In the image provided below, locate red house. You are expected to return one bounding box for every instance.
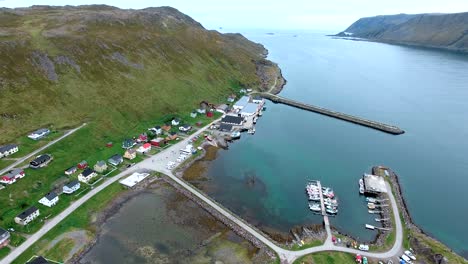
[206,111,214,118]
[77,160,88,170]
[106,142,113,148]
[0,169,25,185]
[150,137,165,147]
[137,133,148,143]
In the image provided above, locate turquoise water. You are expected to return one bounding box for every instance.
[202,30,468,256]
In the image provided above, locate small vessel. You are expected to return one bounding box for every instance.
[258,111,263,116]
[326,208,338,214]
[367,203,376,210]
[253,117,258,124]
[248,128,256,134]
[366,197,377,203]
[368,210,382,214]
[365,224,375,230]
[262,106,267,111]
[309,203,321,212]
[359,178,364,194]
[230,131,241,139]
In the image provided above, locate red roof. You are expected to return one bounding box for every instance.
[143,143,151,149]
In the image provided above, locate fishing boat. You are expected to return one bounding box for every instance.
[258,111,263,116]
[368,210,382,214]
[366,197,377,203]
[359,178,364,194]
[367,203,376,210]
[253,116,258,124]
[308,195,321,201]
[309,203,321,212]
[230,131,241,139]
[247,128,256,134]
[326,208,338,214]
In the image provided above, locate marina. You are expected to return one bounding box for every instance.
[305,180,339,216]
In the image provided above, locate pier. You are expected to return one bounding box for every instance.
[316,181,332,243]
[257,93,405,135]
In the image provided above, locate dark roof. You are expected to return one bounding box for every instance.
[44,192,57,201]
[65,166,77,172]
[221,115,243,125]
[0,227,8,237]
[109,154,123,161]
[81,168,95,177]
[65,180,79,188]
[0,144,18,153]
[5,168,23,178]
[219,124,233,132]
[173,118,180,122]
[155,125,161,129]
[31,154,51,165]
[17,206,39,220]
[32,128,50,134]
[169,131,177,136]
[27,256,50,264]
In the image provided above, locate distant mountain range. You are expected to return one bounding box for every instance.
[336,12,468,52]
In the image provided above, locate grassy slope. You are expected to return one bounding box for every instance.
[293,252,355,264]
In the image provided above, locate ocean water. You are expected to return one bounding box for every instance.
[201,30,468,256]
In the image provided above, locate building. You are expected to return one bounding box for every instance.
[172,118,180,126]
[0,144,19,158]
[216,104,229,114]
[137,143,151,153]
[78,168,98,183]
[150,137,165,147]
[149,125,162,135]
[197,108,206,114]
[119,172,150,188]
[38,192,59,207]
[30,154,52,169]
[108,154,123,166]
[124,149,137,160]
[64,166,77,175]
[77,160,88,170]
[27,128,50,140]
[179,124,192,132]
[0,168,25,185]
[15,206,40,225]
[219,124,233,132]
[27,256,50,264]
[190,111,197,118]
[180,144,195,155]
[137,133,148,143]
[252,95,264,104]
[162,124,171,132]
[0,227,10,249]
[206,111,214,118]
[233,96,250,110]
[122,139,136,149]
[240,103,259,117]
[94,160,108,173]
[63,180,80,194]
[221,115,244,125]
[227,94,236,103]
[166,132,178,141]
[363,174,388,195]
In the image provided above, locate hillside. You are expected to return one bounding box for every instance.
[0,5,282,143]
[336,12,468,52]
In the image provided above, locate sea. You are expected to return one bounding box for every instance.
[199,29,468,257]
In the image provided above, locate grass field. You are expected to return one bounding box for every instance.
[293,252,355,264]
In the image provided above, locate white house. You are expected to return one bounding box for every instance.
[171,119,180,126]
[0,144,19,158]
[78,168,98,183]
[15,206,40,225]
[216,104,229,114]
[39,192,59,207]
[27,128,50,140]
[190,111,197,118]
[197,108,206,114]
[148,126,162,135]
[64,166,77,175]
[233,96,250,110]
[137,143,151,153]
[63,180,80,194]
[0,168,25,185]
[179,125,192,132]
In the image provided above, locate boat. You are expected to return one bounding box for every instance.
[365,224,375,230]
[359,178,364,194]
[253,116,258,124]
[230,131,241,139]
[309,203,321,212]
[368,210,382,214]
[326,208,338,214]
[404,250,416,261]
[308,195,321,201]
[258,111,263,116]
[367,203,376,209]
[248,128,256,134]
[263,106,267,111]
[366,197,377,203]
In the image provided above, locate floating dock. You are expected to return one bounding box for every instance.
[258,93,405,135]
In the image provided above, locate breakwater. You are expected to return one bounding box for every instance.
[258,93,404,135]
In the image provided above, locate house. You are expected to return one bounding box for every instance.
[216,104,229,114]
[30,154,52,169]
[94,161,108,173]
[252,95,264,104]
[106,142,113,148]
[38,192,59,207]
[179,124,192,133]
[219,124,233,132]
[78,168,98,183]
[124,149,137,160]
[240,103,259,117]
[0,144,19,159]
[233,96,250,110]
[148,125,162,135]
[77,160,88,170]
[197,108,206,114]
[15,206,40,225]
[137,133,148,143]
[221,115,244,125]
[171,118,180,126]
[27,256,50,264]
[137,143,151,153]
[206,111,214,118]
[108,154,123,166]
[0,227,10,249]
[162,124,172,132]
[195,121,203,127]
[227,95,235,103]
[190,111,197,118]
[27,128,50,140]
[0,168,25,185]
[63,180,80,194]
[166,132,178,141]
[64,166,77,175]
[122,139,136,149]
[150,137,165,147]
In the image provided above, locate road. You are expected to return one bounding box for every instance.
[0,123,87,176]
[2,120,403,264]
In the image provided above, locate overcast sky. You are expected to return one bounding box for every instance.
[2,0,468,30]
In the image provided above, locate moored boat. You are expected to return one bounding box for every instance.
[230,131,241,139]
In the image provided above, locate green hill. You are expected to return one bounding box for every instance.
[0,5,280,143]
[336,12,468,52]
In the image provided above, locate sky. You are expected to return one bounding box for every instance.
[1,0,468,31]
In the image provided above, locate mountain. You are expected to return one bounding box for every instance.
[0,5,282,143]
[336,12,468,52]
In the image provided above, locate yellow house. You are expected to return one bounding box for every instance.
[124,149,136,160]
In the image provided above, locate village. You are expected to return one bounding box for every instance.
[0,88,266,263]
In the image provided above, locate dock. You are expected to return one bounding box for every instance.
[317,181,332,238]
[257,93,404,135]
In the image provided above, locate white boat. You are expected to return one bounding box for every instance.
[359,178,365,194]
[309,203,321,212]
[404,250,416,261]
[365,224,375,230]
[231,131,241,139]
[368,203,376,209]
[248,128,256,134]
[326,208,338,214]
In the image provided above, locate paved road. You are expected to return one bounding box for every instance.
[3,119,403,264]
[0,123,87,176]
